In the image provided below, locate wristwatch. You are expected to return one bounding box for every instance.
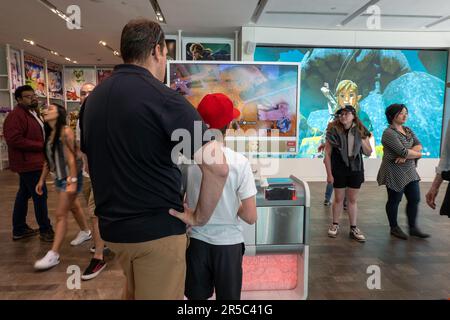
[68,177,78,184]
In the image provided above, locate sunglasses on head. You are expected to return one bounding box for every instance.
[152,28,163,56]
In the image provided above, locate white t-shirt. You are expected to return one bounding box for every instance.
[29,110,45,140]
[186,146,257,245]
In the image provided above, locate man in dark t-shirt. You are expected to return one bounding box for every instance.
[81,19,228,300]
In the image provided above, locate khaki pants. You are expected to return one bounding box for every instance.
[82,176,96,218]
[107,234,187,300]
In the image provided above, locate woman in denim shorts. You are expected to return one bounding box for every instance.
[34,103,88,270]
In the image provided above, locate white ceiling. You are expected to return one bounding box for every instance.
[0,0,449,65]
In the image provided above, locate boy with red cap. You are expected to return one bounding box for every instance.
[170,93,257,300]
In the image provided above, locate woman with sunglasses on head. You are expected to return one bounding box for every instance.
[324,105,372,242]
[34,103,87,270]
[377,104,430,240]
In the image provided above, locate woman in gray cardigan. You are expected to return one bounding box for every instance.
[377,104,429,239]
[324,105,372,242]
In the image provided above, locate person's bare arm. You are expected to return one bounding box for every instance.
[426,174,443,209]
[62,127,78,194]
[35,161,50,195]
[361,136,372,156]
[170,141,228,226]
[237,196,257,225]
[412,144,423,152]
[324,141,333,184]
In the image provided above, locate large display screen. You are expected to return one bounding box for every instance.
[255,46,448,158]
[168,61,300,154]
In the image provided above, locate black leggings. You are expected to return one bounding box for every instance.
[386,180,420,228]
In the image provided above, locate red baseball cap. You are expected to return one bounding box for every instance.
[197,93,240,129]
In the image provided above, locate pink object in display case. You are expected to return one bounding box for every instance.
[242,254,298,291]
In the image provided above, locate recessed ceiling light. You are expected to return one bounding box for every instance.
[24,38,77,63]
[149,0,166,24]
[99,40,121,58]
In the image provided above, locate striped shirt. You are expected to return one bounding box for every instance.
[377,126,421,192]
[46,130,82,180]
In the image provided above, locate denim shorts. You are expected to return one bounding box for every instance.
[54,172,83,193]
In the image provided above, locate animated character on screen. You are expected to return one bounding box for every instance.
[320,80,375,157]
[257,101,292,134]
[189,43,213,61]
[322,80,373,132]
[188,43,231,61]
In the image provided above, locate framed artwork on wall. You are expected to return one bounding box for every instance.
[182,37,234,61]
[96,68,113,84]
[9,48,23,91]
[24,54,46,98]
[165,35,177,61]
[47,61,63,100]
[64,67,96,102]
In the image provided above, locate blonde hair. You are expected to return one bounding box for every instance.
[335,79,360,111]
[335,79,358,96]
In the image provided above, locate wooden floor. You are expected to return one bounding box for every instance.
[0,169,449,300]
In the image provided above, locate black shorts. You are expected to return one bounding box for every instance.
[333,171,364,189]
[185,238,244,300]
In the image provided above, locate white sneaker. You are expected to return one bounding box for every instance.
[34,250,60,270]
[328,224,339,238]
[350,227,366,242]
[70,230,92,246]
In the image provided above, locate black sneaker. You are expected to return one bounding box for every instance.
[81,258,107,281]
[409,227,430,239]
[13,226,39,240]
[40,230,55,242]
[323,199,331,206]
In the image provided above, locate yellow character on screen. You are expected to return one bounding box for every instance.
[335,80,373,133]
[335,80,375,157]
[335,80,362,110]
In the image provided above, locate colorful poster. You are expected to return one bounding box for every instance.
[183,38,233,61]
[254,47,449,158]
[24,54,46,97]
[64,68,96,102]
[47,61,63,100]
[9,48,23,91]
[96,68,113,84]
[166,39,176,61]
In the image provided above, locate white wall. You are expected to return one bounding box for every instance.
[241,26,450,181]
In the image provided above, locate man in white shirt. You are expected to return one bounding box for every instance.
[426,119,450,218]
[170,93,257,300]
